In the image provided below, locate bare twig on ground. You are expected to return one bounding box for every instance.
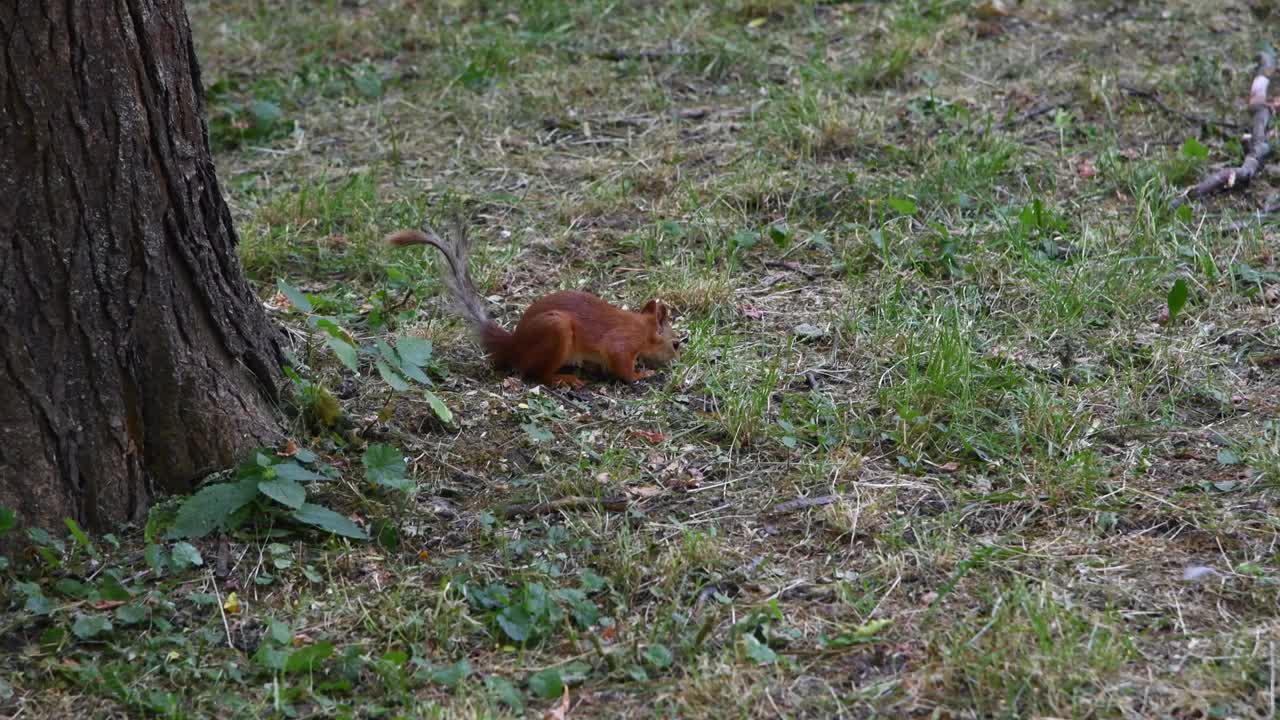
[215,537,231,579]
[767,494,838,516]
[575,46,688,62]
[764,260,818,280]
[501,495,629,519]
[1120,84,1241,130]
[1002,96,1072,129]
[1176,51,1277,207]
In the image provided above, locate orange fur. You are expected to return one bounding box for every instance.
[386,224,680,387]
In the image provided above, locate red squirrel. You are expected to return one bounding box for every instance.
[385,220,680,388]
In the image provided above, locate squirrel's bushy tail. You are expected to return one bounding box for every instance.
[385,221,513,367]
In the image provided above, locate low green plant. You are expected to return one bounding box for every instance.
[162,444,413,541]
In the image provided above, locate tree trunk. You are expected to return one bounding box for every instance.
[0,0,285,533]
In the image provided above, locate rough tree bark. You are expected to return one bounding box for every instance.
[0,1,285,532]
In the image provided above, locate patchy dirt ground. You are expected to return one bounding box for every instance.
[5,0,1280,718]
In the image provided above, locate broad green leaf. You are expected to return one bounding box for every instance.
[268,620,291,644]
[325,337,360,374]
[272,460,323,483]
[731,229,759,250]
[429,659,472,689]
[144,544,166,573]
[71,614,113,640]
[54,578,91,598]
[284,640,334,673]
[395,336,433,367]
[1167,277,1189,323]
[363,444,408,488]
[170,542,204,570]
[397,362,430,385]
[1217,448,1240,466]
[528,668,564,699]
[16,582,55,615]
[559,661,591,684]
[887,196,917,215]
[249,99,283,130]
[353,70,383,99]
[115,604,148,625]
[643,643,674,669]
[497,606,533,643]
[742,635,777,665]
[290,503,368,540]
[313,318,354,344]
[254,643,288,671]
[424,390,453,424]
[375,359,411,391]
[165,479,260,540]
[0,507,15,533]
[97,573,131,601]
[375,339,401,365]
[579,569,606,593]
[276,280,313,312]
[258,477,306,510]
[28,527,64,552]
[485,676,524,713]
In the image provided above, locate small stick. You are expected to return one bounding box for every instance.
[215,536,231,580]
[1002,97,1071,128]
[1177,51,1277,207]
[1120,84,1241,130]
[764,260,818,280]
[501,495,629,519]
[593,48,686,62]
[767,494,838,516]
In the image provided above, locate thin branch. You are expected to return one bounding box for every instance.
[767,494,838,516]
[1177,51,1277,207]
[1120,84,1242,130]
[1002,96,1072,129]
[501,495,629,519]
[569,46,688,62]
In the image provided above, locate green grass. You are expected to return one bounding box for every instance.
[5,0,1280,717]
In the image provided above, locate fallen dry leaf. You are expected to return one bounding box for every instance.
[627,485,665,499]
[90,600,127,611]
[632,429,665,444]
[543,685,571,720]
[280,439,300,457]
[223,592,240,614]
[739,304,764,320]
[1076,158,1097,179]
[264,292,291,311]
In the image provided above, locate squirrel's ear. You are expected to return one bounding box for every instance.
[642,300,668,324]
